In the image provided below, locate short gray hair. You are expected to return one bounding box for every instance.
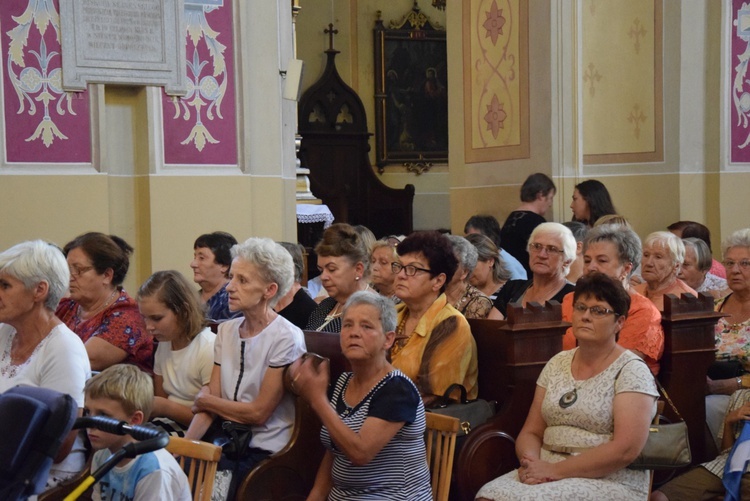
[343,290,397,333]
[721,228,750,258]
[0,240,69,310]
[583,224,642,273]
[529,222,577,274]
[643,231,685,267]
[231,237,294,308]
[447,235,479,275]
[683,237,712,272]
[277,241,305,283]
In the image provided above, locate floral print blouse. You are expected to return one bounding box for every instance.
[714,294,750,371]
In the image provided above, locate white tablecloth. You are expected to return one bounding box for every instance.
[296,204,334,228]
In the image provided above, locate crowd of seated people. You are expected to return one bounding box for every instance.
[6,175,750,499]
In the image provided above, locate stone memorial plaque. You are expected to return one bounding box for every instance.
[60,0,186,95]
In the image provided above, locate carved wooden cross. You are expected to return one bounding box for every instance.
[324,23,338,51]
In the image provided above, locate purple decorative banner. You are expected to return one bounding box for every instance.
[162,0,237,166]
[732,0,750,163]
[1,0,91,163]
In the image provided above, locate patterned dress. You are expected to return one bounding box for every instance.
[56,289,154,374]
[305,297,342,333]
[476,349,658,501]
[454,284,493,319]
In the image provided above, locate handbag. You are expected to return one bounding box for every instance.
[625,363,692,470]
[205,419,254,461]
[707,359,744,380]
[427,384,496,448]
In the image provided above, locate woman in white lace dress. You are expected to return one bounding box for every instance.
[476,272,658,501]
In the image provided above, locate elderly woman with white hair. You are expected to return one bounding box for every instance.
[679,237,728,299]
[492,222,577,319]
[633,231,697,310]
[705,229,750,444]
[445,235,497,319]
[0,240,91,487]
[185,237,307,500]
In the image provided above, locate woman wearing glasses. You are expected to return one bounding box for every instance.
[55,232,152,373]
[369,238,400,302]
[492,223,577,319]
[390,231,478,405]
[706,228,750,443]
[476,273,658,501]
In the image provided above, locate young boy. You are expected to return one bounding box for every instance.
[84,364,191,501]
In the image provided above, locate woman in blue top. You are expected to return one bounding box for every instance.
[292,291,431,500]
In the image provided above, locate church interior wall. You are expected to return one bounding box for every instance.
[0,0,747,278]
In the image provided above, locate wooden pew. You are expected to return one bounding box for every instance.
[455,302,568,501]
[659,292,724,464]
[236,330,348,500]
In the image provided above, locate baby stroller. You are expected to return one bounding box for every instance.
[0,386,169,501]
[0,386,78,501]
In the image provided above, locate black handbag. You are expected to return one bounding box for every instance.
[427,384,496,448]
[707,360,744,380]
[205,419,254,461]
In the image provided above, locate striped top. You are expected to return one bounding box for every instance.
[321,370,432,500]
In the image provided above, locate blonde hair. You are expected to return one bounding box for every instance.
[84,364,154,420]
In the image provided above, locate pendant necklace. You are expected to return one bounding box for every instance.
[559,345,617,409]
[559,385,579,409]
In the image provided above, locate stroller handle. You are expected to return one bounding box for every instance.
[64,416,170,501]
[74,416,166,441]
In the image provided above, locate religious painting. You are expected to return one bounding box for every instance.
[374,5,447,173]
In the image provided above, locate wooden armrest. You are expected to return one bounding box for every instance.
[454,417,518,501]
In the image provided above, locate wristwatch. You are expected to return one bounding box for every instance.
[737,376,743,389]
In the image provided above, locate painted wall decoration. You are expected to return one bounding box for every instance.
[1,0,91,163]
[582,0,663,164]
[731,0,750,163]
[162,0,237,166]
[463,0,529,164]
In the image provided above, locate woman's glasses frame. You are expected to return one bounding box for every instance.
[391,262,432,276]
[528,242,565,255]
[69,265,94,277]
[572,302,620,318]
[722,260,750,271]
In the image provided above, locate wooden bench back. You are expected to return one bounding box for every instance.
[659,292,725,464]
[236,329,349,500]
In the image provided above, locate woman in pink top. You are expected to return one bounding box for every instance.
[633,231,697,310]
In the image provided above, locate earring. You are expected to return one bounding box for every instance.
[355,276,360,281]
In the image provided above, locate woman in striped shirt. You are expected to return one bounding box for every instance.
[292,291,431,500]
